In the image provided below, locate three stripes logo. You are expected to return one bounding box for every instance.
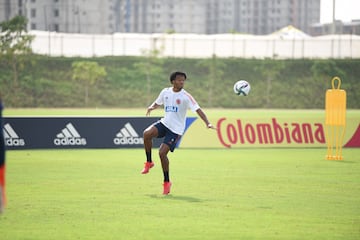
[113,122,143,145]
[3,123,25,146]
[54,123,87,146]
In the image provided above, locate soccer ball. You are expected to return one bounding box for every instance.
[233,80,251,96]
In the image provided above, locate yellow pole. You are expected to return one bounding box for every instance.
[325,77,346,160]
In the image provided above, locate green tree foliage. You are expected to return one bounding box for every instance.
[0,55,359,109]
[133,49,164,105]
[197,54,225,107]
[0,15,34,86]
[308,60,346,107]
[72,61,107,106]
[255,59,285,108]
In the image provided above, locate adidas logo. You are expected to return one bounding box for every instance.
[3,123,25,146]
[113,122,143,145]
[54,123,87,146]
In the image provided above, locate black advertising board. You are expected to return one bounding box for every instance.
[3,117,163,150]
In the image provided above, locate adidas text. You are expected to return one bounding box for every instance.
[5,138,25,146]
[54,137,87,146]
[113,137,143,145]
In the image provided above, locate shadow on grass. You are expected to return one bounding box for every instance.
[146,194,203,203]
[327,160,356,164]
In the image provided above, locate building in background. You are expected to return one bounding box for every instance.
[0,0,26,23]
[233,0,320,35]
[25,0,115,34]
[116,0,321,35]
[0,0,334,36]
[310,20,360,36]
[115,0,209,33]
[0,0,114,34]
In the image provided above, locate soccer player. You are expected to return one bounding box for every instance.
[0,96,5,213]
[141,71,216,195]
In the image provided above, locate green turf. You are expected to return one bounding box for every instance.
[1,108,360,239]
[1,148,359,240]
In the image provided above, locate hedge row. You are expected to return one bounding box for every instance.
[1,55,359,109]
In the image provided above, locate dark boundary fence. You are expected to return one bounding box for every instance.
[3,117,164,150]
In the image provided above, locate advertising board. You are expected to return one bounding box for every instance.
[3,116,359,149]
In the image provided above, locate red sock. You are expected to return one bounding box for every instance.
[0,165,6,206]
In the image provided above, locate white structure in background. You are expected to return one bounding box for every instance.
[30,30,360,59]
[270,25,310,39]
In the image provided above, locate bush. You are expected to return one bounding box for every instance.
[0,55,359,109]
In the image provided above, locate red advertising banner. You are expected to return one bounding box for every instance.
[179,116,360,148]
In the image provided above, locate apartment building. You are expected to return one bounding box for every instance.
[310,20,360,36]
[0,0,114,33]
[115,0,320,34]
[114,0,208,33]
[0,0,26,23]
[25,0,114,34]
[233,0,320,34]
[0,0,320,35]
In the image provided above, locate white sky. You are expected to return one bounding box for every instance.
[321,0,360,23]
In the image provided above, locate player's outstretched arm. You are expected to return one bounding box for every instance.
[146,103,160,116]
[196,108,216,130]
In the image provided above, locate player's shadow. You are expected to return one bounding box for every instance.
[147,194,203,203]
[331,160,356,164]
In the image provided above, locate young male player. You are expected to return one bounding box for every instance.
[141,71,216,195]
[0,96,5,213]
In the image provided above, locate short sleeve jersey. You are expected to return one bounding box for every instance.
[155,87,200,135]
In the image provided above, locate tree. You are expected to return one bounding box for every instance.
[311,60,346,81]
[256,59,285,108]
[309,60,346,107]
[0,15,34,85]
[72,61,107,106]
[133,48,164,105]
[197,54,225,107]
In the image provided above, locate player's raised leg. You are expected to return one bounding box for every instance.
[141,125,157,174]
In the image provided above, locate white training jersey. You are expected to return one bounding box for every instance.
[155,87,200,135]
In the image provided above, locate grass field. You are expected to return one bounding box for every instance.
[1,148,360,240]
[1,109,360,239]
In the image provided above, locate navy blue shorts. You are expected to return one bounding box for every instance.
[153,121,181,152]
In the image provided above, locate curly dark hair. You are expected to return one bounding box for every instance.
[169,71,187,83]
